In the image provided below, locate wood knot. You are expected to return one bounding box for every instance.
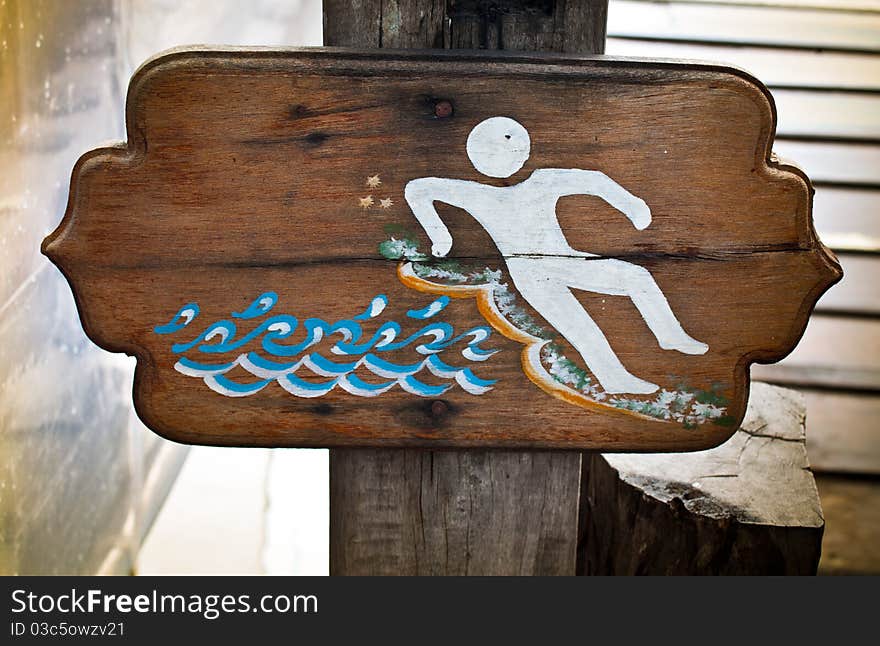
[430,399,448,417]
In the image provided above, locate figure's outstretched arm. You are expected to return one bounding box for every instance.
[404,178,455,257]
[544,169,651,230]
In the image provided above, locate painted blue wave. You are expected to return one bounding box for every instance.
[154,293,499,398]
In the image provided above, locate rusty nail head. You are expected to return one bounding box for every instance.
[431,400,448,416]
[434,100,454,118]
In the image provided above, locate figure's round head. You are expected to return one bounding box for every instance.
[466,117,530,178]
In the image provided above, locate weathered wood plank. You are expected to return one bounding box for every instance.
[774,91,880,142]
[804,390,880,474]
[578,383,824,575]
[324,0,608,53]
[606,38,880,90]
[673,0,880,11]
[754,363,880,391]
[44,40,840,448]
[751,315,880,391]
[608,1,880,52]
[816,254,880,315]
[330,448,581,574]
[49,242,834,449]
[447,0,609,53]
[322,0,383,48]
[773,141,880,186]
[813,187,880,253]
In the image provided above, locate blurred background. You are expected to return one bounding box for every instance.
[1,0,876,575]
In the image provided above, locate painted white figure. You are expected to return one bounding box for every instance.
[404,116,708,395]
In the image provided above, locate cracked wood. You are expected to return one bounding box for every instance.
[43,46,839,449]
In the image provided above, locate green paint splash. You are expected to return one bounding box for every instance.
[380,233,730,427]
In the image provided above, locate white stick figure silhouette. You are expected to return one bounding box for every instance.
[404,117,708,395]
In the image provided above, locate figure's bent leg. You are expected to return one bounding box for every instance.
[562,259,709,355]
[508,265,658,395]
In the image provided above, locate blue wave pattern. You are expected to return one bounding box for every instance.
[153,293,499,398]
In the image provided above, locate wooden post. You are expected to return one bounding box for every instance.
[323,0,608,53]
[325,0,608,575]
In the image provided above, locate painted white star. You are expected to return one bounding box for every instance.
[359,195,374,209]
[379,197,393,209]
[366,175,382,189]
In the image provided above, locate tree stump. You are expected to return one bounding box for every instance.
[578,383,824,575]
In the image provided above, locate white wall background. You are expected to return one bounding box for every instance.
[125,0,328,576]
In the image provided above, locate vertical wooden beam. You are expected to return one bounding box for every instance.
[324,0,607,53]
[331,449,582,575]
[325,0,609,576]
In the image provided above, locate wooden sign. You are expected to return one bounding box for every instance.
[43,48,841,451]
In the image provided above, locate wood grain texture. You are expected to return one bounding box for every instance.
[330,448,581,574]
[324,0,608,53]
[41,45,839,450]
[327,0,596,580]
[578,383,824,575]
